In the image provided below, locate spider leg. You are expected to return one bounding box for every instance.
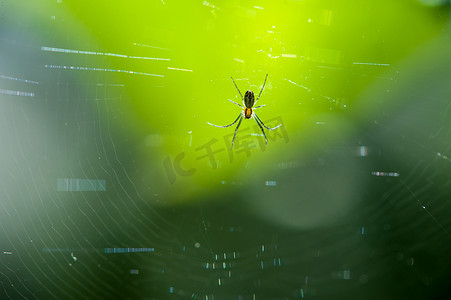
[228,99,244,108]
[230,77,244,102]
[254,74,268,106]
[253,115,268,145]
[207,112,242,128]
[231,114,243,149]
[254,112,282,130]
[253,104,266,109]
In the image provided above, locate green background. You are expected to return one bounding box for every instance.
[1,0,451,299]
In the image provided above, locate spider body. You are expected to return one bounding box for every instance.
[243,90,254,118]
[207,74,282,149]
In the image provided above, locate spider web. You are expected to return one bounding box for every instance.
[1,1,451,300]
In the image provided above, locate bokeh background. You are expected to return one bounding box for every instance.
[1,0,451,299]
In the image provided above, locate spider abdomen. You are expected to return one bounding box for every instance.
[244,90,255,108]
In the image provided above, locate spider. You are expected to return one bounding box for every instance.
[207,74,281,149]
